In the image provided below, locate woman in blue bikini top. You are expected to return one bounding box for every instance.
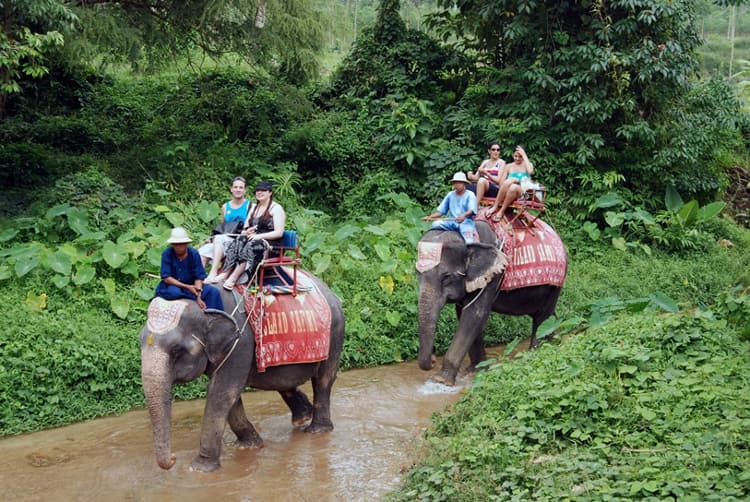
[488,145,534,222]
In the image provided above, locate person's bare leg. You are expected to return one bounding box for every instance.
[489,180,512,219]
[223,262,246,290]
[476,178,488,203]
[206,238,228,282]
[497,184,523,224]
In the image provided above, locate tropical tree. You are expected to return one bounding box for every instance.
[0,0,76,117]
[426,0,747,206]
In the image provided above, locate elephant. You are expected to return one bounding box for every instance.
[416,219,566,386]
[139,274,344,472]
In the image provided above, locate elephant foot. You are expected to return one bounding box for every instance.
[190,454,221,473]
[292,412,313,428]
[234,435,263,449]
[304,420,333,434]
[156,453,176,470]
[430,373,456,387]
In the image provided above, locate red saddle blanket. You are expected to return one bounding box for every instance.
[239,268,331,372]
[476,209,566,291]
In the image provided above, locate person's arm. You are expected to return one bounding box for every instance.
[422,210,443,221]
[516,147,534,176]
[496,163,509,184]
[455,193,477,223]
[242,204,256,235]
[220,202,228,223]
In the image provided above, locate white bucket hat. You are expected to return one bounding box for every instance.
[167,227,193,244]
[450,172,469,184]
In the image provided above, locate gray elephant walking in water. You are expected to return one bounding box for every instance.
[416,219,566,385]
[140,276,344,472]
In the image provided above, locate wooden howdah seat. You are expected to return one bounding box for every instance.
[257,230,302,295]
[479,184,547,228]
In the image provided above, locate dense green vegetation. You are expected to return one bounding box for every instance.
[2,0,750,497]
[387,302,750,500]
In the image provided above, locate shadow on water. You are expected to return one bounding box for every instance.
[0,354,515,502]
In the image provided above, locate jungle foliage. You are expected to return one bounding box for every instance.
[1,7,750,497]
[387,307,750,501]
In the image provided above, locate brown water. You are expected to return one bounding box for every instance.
[0,358,486,502]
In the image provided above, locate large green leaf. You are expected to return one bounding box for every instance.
[136,285,156,301]
[374,242,391,261]
[650,292,678,312]
[664,185,684,212]
[536,316,561,338]
[0,265,11,281]
[52,275,70,289]
[102,241,128,269]
[110,296,130,319]
[47,249,72,275]
[165,212,185,226]
[15,255,40,277]
[593,192,623,209]
[364,224,387,236]
[100,277,117,296]
[147,247,163,268]
[46,204,72,218]
[676,200,699,226]
[124,240,146,258]
[611,237,627,251]
[334,224,360,241]
[73,264,96,285]
[696,201,725,222]
[197,200,219,223]
[312,253,331,275]
[66,207,90,235]
[604,211,625,227]
[0,228,19,242]
[347,245,367,260]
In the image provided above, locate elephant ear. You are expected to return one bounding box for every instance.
[465,243,508,293]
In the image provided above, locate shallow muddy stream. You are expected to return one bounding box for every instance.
[0,354,512,502]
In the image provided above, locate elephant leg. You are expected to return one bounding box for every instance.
[279,388,314,427]
[305,370,336,433]
[529,287,562,348]
[466,336,487,373]
[191,375,247,472]
[439,296,494,386]
[228,396,263,449]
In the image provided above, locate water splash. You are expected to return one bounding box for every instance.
[417,380,465,395]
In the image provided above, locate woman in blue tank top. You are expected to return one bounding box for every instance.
[488,145,534,222]
[203,177,249,283]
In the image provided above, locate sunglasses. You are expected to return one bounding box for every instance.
[490,147,500,151]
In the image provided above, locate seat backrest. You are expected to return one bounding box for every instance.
[280,230,298,249]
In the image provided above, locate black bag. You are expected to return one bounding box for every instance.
[212,220,244,236]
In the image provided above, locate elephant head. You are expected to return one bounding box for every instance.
[139,300,239,470]
[416,224,507,372]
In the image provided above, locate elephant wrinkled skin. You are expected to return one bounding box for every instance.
[140,276,344,472]
[417,220,565,385]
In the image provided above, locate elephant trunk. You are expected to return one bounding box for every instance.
[417,285,445,371]
[141,347,176,470]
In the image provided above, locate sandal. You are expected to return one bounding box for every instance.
[222,278,236,291]
[205,272,227,284]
